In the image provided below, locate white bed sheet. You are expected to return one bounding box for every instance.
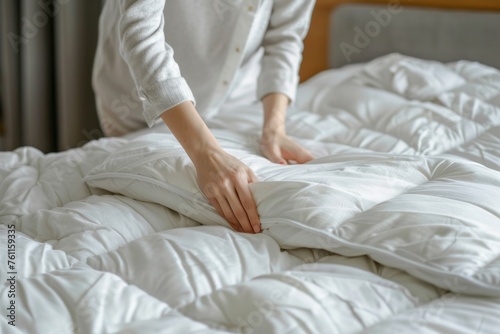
[1,54,500,334]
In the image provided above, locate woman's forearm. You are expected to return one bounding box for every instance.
[160,101,221,165]
[262,93,289,135]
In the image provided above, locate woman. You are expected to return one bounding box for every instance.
[92,0,316,234]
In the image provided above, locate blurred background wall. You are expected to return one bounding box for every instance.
[0,0,103,153]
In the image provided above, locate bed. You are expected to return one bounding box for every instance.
[1,1,500,333]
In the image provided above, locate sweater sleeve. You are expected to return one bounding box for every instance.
[118,0,195,127]
[257,0,316,103]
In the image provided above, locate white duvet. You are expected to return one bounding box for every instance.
[1,54,500,333]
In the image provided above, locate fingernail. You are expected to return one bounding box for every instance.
[253,224,261,233]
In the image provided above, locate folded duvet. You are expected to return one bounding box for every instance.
[2,54,500,333]
[84,131,500,298]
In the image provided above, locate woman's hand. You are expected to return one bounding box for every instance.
[161,101,261,234]
[261,129,313,165]
[261,93,314,164]
[193,148,261,234]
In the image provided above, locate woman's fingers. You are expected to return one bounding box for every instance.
[261,142,287,165]
[208,197,241,232]
[235,174,261,233]
[247,167,259,184]
[224,187,255,234]
[208,172,260,234]
[261,133,315,165]
[195,149,260,234]
[285,145,314,164]
[224,171,259,233]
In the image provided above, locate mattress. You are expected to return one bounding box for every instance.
[1,53,499,333]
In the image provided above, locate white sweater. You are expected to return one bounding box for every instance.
[92,0,315,136]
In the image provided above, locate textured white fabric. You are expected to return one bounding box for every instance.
[84,134,500,296]
[92,0,315,136]
[2,54,500,333]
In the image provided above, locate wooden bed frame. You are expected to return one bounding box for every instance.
[300,0,500,82]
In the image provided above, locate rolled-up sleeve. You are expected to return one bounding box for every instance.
[118,0,195,127]
[257,0,316,103]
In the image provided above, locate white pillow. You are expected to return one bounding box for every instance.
[84,133,500,297]
[358,53,466,100]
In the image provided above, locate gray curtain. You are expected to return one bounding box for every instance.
[0,0,103,153]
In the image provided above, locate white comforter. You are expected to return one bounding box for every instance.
[1,54,500,333]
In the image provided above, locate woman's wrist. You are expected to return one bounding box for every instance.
[189,143,226,169]
[262,93,289,136]
[160,101,222,165]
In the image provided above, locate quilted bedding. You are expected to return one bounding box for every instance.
[1,54,500,333]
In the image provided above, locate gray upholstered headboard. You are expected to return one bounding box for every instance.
[329,5,500,69]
